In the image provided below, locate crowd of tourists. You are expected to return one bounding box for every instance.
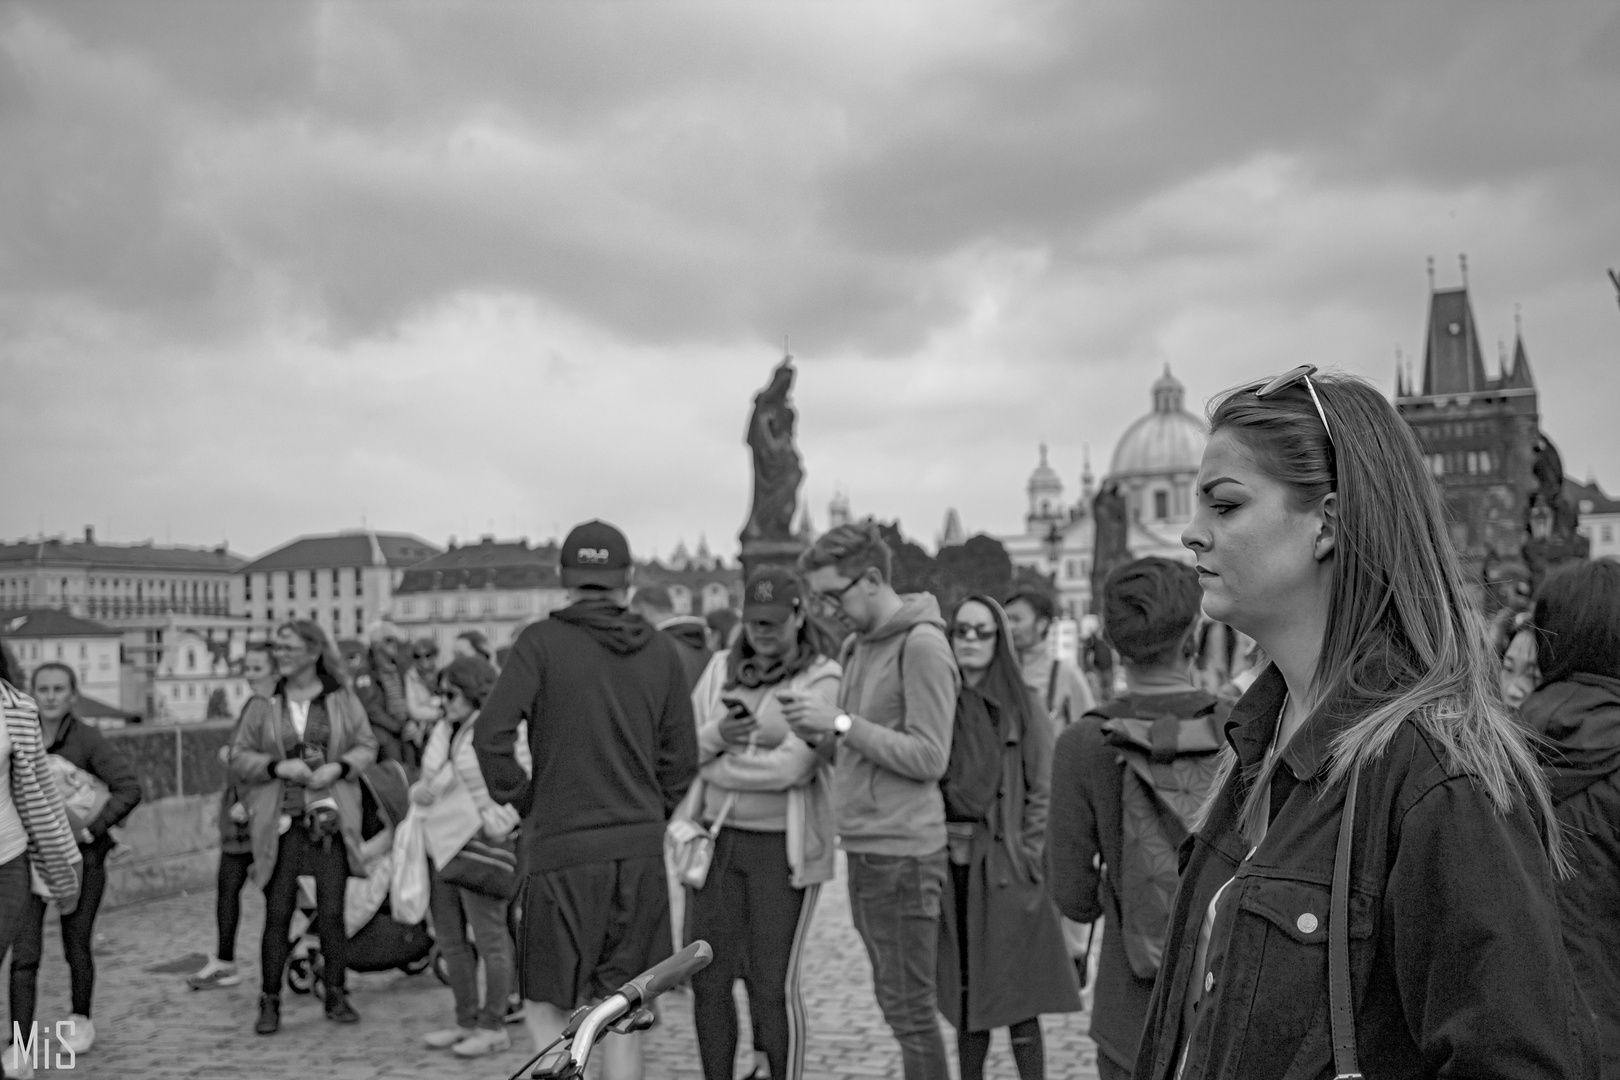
[0,365,1616,1080]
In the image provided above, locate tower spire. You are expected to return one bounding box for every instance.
[1459,252,1469,289]
[1426,256,1436,292]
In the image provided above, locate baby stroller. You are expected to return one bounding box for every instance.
[284,760,449,998]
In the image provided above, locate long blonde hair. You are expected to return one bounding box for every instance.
[1207,373,1565,872]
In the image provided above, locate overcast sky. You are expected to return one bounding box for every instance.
[3,2,1618,561]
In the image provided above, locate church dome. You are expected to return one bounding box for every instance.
[1027,443,1063,496]
[1108,366,1208,478]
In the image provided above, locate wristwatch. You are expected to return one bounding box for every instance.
[833,713,853,736]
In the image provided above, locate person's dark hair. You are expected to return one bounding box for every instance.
[31,661,78,695]
[275,619,348,692]
[1534,560,1620,685]
[1206,372,1560,868]
[0,637,17,687]
[706,607,740,641]
[950,594,1038,737]
[439,655,499,707]
[799,521,892,584]
[1004,590,1058,624]
[455,629,494,663]
[634,585,675,612]
[1101,557,1202,666]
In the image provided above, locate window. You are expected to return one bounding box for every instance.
[1604,526,1615,544]
[1065,559,1080,580]
[244,577,253,601]
[1153,490,1169,520]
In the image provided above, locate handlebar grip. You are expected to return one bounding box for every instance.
[619,940,713,1005]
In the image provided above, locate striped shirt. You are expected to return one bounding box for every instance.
[0,681,83,909]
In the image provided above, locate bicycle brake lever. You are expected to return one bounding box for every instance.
[607,1006,657,1036]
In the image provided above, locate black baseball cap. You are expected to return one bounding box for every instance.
[560,519,633,589]
[743,565,804,623]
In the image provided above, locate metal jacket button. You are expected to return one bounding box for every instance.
[1204,971,1214,992]
[1297,913,1318,934]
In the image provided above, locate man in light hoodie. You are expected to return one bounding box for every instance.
[784,522,959,1080]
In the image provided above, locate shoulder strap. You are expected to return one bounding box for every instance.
[1329,764,1363,1080]
[1047,659,1060,715]
[893,626,917,729]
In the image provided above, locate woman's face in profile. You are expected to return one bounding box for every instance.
[1183,429,1332,641]
[1501,628,1539,710]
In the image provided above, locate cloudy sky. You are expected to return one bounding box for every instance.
[4,2,1618,561]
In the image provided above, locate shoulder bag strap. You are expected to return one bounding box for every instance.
[1329,763,1363,1080]
[1047,659,1060,716]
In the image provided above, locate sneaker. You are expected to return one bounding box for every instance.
[323,989,360,1025]
[59,1016,94,1055]
[424,1027,472,1049]
[504,993,525,1025]
[451,1028,511,1057]
[1,1041,36,1079]
[187,958,242,990]
[255,994,281,1036]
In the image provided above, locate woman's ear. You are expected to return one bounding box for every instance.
[1313,492,1339,562]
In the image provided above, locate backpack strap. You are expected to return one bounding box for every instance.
[891,626,916,730]
[1329,764,1363,1080]
[1046,659,1061,718]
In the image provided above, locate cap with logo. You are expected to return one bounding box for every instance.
[742,565,804,623]
[560,519,634,589]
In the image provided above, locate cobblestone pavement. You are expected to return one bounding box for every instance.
[7,855,1101,1080]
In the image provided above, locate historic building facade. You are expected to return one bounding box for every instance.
[998,367,1206,616]
[1394,282,1543,584]
[0,608,124,711]
[235,530,440,643]
[392,538,568,655]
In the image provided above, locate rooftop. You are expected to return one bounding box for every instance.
[395,538,561,594]
[0,608,122,639]
[0,537,244,572]
[1568,478,1620,517]
[241,531,441,574]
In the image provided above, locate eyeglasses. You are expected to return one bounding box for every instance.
[1250,364,1335,452]
[951,623,997,642]
[813,573,867,615]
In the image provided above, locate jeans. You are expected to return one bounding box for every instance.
[260,827,350,997]
[430,870,516,1031]
[216,850,254,963]
[846,849,950,1080]
[11,846,107,1027]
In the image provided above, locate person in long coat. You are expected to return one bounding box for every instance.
[937,594,1081,1080]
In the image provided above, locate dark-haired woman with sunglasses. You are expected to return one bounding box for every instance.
[937,596,1079,1080]
[413,655,529,1059]
[1133,367,1594,1079]
[231,620,377,1035]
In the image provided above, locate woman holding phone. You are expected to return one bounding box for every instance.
[684,566,841,1080]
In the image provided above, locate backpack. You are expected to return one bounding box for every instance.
[1101,705,1227,980]
[860,625,1001,823]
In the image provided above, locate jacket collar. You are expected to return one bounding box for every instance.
[1223,664,1340,781]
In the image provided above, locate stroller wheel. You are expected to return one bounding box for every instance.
[287,954,315,995]
[432,949,452,987]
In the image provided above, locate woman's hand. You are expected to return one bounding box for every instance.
[410,784,437,807]
[229,802,249,824]
[305,762,343,791]
[718,707,759,747]
[275,759,314,786]
[217,745,231,765]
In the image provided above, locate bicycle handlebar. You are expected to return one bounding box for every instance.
[617,940,713,1006]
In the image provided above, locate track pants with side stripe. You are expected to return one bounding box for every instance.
[689,827,820,1080]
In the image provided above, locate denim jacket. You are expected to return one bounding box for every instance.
[1135,665,1597,1080]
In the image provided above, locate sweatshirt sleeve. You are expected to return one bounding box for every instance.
[843,628,959,783]
[473,632,541,811]
[1387,777,1597,1079]
[1019,691,1055,860]
[82,728,142,838]
[336,689,378,774]
[656,644,699,816]
[1048,721,1104,924]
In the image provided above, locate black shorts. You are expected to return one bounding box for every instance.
[521,855,672,1009]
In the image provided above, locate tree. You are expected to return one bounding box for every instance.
[875,521,1030,617]
[206,688,232,719]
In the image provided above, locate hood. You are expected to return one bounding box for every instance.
[658,616,710,653]
[862,592,947,644]
[1521,672,1620,803]
[554,598,655,656]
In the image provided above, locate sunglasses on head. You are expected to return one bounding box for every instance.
[951,622,997,642]
[1248,364,1336,454]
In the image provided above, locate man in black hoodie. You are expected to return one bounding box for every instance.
[475,520,697,1080]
